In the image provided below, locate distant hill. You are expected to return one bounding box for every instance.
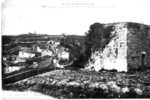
[2,34,85,56]
[2,34,85,44]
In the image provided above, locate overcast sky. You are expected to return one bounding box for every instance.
[2,0,150,35]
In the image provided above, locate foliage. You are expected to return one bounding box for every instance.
[84,23,114,59]
[60,35,86,68]
[127,22,142,30]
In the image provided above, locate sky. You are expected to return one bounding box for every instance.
[1,0,150,35]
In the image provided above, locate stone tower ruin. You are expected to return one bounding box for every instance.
[86,22,150,72]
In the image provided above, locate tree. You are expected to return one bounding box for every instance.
[85,23,104,58]
[85,23,113,59]
[60,35,86,68]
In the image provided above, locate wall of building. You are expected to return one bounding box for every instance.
[102,23,128,72]
[127,23,150,71]
[86,22,150,72]
[18,51,35,58]
[86,23,128,72]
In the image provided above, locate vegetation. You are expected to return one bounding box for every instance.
[84,23,114,59]
[60,35,86,68]
[2,22,150,98]
[4,69,150,98]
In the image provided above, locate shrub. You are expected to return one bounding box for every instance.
[84,23,114,59]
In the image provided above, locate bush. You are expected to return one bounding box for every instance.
[84,23,114,59]
[60,35,86,68]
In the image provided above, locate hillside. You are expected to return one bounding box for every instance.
[4,69,150,98]
[2,22,150,98]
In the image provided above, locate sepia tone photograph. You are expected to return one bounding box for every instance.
[1,0,150,99]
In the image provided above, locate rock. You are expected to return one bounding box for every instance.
[88,82,99,88]
[107,81,116,86]
[111,85,121,93]
[51,80,57,85]
[99,84,108,92]
[67,81,80,86]
[107,81,121,93]
[121,87,129,93]
[134,88,143,95]
[68,92,74,98]
[56,79,69,86]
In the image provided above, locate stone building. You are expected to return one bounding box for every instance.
[87,22,150,72]
[127,22,150,71]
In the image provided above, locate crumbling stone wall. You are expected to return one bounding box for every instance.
[102,23,128,72]
[86,22,150,72]
[86,23,128,72]
[127,23,150,71]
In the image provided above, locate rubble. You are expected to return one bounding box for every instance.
[4,69,150,98]
[134,88,143,95]
[2,23,150,98]
[121,87,129,93]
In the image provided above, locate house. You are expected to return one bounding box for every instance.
[18,51,35,58]
[18,47,35,58]
[32,45,42,52]
[87,22,150,72]
[57,47,70,60]
[41,49,53,57]
[13,57,26,63]
[8,46,35,59]
[4,66,23,73]
[6,46,35,63]
[3,61,24,73]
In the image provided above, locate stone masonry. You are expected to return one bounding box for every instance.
[86,22,150,72]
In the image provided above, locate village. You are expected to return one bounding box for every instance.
[2,22,150,98]
[2,39,71,74]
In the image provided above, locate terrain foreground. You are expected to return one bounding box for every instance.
[4,69,150,98]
